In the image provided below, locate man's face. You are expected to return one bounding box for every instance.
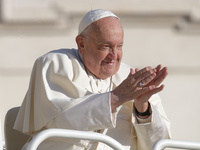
[77,17,124,79]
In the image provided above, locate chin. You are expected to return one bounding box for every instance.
[97,67,119,79]
[101,72,116,79]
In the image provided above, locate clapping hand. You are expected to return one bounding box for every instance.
[134,64,168,113]
[111,64,168,114]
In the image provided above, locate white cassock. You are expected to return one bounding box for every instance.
[14,49,171,150]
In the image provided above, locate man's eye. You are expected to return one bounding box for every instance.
[117,45,123,49]
[99,45,110,50]
[118,44,123,47]
[103,45,110,48]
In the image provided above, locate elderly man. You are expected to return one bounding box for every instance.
[14,9,170,150]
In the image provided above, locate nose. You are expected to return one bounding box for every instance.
[108,48,118,60]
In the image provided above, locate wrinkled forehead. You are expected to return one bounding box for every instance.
[78,9,119,35]
[87,18,124,45]
[91,17,123,36]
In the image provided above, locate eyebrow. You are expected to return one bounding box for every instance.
[97,41,124,45]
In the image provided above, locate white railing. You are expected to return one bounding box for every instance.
[153,139,200,150]
[3,126,200,150]
[26,129,125,150]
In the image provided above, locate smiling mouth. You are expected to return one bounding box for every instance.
[103,60,116,65]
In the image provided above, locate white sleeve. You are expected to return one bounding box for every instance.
[132,95,171,150]
[46,92,119,131]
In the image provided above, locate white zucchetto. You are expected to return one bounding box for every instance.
[78,9,119,35]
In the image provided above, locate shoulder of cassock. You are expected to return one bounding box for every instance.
[13,49,132,134]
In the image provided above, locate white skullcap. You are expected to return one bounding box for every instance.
[78,9,119,35]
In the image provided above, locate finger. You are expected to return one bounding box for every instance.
[137,84,165,100]
[129,67,155,87]
[147,66,167,86]
[138,73,156,87]
[133,67,153,78]
[127,68,138,85]
[152,68,168,86]
[134,85,156,98]
[128,68,135,78]
[135,69,156,86]
[156,67,168,79]
[130,68,135,75]
[145,85,165,98]
[155,64,162,72]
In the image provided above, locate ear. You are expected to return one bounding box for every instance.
[76,35,85,55]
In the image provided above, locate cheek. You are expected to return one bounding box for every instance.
[94,52,109,64]
[119,49,123,57]
[84,53,103,68]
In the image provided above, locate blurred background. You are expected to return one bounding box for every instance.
[0,0,200,149]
